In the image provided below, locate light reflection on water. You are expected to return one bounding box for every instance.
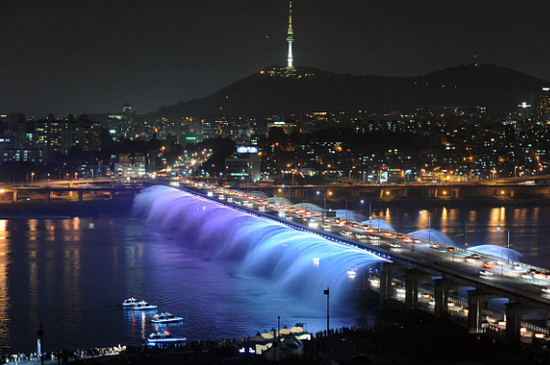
[0,197,548,353]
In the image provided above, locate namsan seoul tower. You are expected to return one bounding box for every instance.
[286,1,294,70]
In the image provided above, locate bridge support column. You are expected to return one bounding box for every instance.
[467,290,486,334]
[77,191,83,201]
[404,269,422,310]
[434,279,454,319]
[45,191,51,201]
[109,192,114,200]
[379,262,393,308]
[505,302,523,346]
[12,191,17,202]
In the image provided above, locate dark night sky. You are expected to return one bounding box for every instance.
[2,0,549,118]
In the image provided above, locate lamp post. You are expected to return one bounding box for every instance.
[453,233,464,262]
[301,189,309,218]
[323,287,330,335]
[31,172,35,184]
[428,213,431,245]
[497,227,511,264]
[344,197,349,221]
[364,200,372,225]
[317,190,331,225]
[464,221,468,247]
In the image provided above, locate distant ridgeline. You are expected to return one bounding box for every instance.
[154,64,549,119]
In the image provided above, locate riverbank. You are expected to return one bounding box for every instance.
[0,197,135,217]
[59,308,547,365]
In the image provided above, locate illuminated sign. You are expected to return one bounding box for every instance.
[237,146,258,154]
[0,138,10,143]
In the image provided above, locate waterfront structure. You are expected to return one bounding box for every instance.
[286,2,294,70]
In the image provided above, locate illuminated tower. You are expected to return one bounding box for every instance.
[286,1,294,70]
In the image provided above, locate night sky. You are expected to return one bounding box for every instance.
[2,0,549,118]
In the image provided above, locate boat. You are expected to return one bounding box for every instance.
[146,331,187,348]
[122,298,139,307]
[151,312,183,324]
[133,301,158,311]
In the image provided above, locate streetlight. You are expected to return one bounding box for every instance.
[323,287,330,335]
[362,200,372,225]
[31,172,35,184]
[316,190,332,225]
[453,233,464,262]
[497,226,511,264]
[344,197,349,221]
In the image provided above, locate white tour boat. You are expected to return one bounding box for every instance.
[133,301,158,311]
[122,298,140,307]
[146,332,187,347]
[151,312,183,324]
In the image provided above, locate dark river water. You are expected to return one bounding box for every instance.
[1,186,550,353]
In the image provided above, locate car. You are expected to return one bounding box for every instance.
[471,254,481,259]
[480,270,494,276]
[483,261,495,269]
[447,247,457,252]
[430,243,441,249]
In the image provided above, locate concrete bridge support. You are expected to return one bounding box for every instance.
[78,191,83,201]
[467,290,497,334]
[404,269,424,310]
[379,262,393,308]
[434,279,456,319]
[505,302,524,346]
[45,190,51,201]
[12,191,17,202]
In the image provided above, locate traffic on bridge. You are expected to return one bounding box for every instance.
[169,178,550,348]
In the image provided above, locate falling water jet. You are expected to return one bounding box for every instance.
[468,244,523,262]
[407,229,454,245]
[133,186,385,313]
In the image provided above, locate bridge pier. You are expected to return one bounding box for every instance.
[467,290,495,334]
[379,262,393,308]
[434,279,456,319]
[404,269,425,310]
[78,191,83,201]
[505,301,524,346]
[12,191,17,202]
[45,190,51,201]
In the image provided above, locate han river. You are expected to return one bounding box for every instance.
[1,186,550,353]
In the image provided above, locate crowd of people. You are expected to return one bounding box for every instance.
[1,345,124,364]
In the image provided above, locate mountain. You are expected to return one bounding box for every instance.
[153,64,549,119]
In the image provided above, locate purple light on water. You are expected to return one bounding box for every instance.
[133,186,383,311]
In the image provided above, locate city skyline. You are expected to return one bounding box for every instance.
[2,0,550,118]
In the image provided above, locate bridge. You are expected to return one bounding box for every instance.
[0,178,150,202]
[173,179,550,348]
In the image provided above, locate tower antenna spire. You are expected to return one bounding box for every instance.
[265,35,269,66]
[286,1,294,70]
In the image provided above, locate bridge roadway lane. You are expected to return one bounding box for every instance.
[179,182,550,311]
